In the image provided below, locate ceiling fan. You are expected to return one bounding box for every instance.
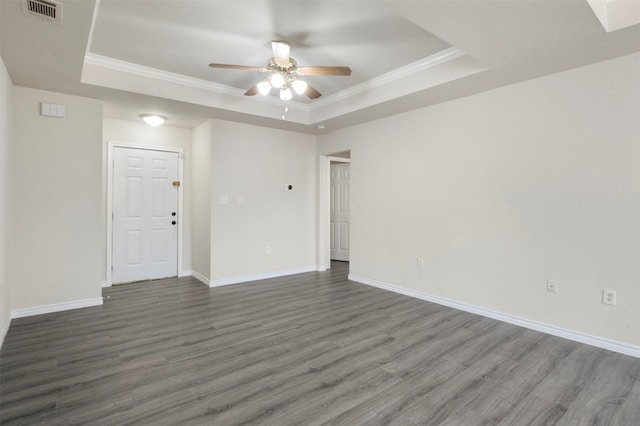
[209,41,352,100]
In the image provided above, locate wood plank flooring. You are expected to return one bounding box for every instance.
[1,261,639,425]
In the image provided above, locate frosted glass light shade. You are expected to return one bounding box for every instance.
[292,79,307,95]
[279,87,293,101]
[257,80,271,96]
[270,73,284,88]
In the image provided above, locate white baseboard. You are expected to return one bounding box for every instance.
[189,270,211,286]
[0,312,10,351]
[210,266,317,287]
[349,274,640,359]
[100,280,109,288]
[11,298,104,319]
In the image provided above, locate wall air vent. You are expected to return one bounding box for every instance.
[22,0,63,25]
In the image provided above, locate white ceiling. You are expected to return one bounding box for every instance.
[1,0,639,133]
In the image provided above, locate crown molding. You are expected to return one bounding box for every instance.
[84,53,243,95]
[84,48,464,117]
[312,47,465,109]
[83,53,310,111]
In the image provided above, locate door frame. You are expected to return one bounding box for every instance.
[106,141,185,287]
[318,155,351,271]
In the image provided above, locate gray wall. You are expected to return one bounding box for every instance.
[319,53,640,346]
[209,119,317,281]
[190,120,213,280]
[0,56,11,345]
[9,86,103,311]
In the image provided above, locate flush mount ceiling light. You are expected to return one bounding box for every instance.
[140,114,166,127]
[209,40,351,100]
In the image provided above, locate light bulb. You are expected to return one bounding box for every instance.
[270,73,284,88]
[292,79,308,95]
[279,87,293,101]
[257,80,271,96]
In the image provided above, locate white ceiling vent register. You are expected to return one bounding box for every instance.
[21,0,62,25]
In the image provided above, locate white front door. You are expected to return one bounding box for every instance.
[330,163,350,261]
[112,147,179,283]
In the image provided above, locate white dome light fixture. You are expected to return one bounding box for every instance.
[140,114,166,127]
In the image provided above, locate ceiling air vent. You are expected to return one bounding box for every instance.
[22,0,63,25]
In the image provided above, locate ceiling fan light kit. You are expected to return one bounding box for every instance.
[209,40,352,101]
[261,73,309,99]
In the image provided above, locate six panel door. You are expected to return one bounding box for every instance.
[330,163,350,261]
[112,147,179,283]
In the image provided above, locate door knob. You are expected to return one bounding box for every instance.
[171,220,177,225]
[171,212,176,216]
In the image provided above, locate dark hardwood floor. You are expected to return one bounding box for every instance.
[1,261,639,425]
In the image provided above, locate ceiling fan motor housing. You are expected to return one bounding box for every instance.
[267,57,298,74]
[209,40,351,99]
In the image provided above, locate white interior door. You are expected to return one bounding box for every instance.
[112,147,179,283]
[330,163,350,261]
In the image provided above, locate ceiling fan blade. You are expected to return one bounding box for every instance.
[297,66,352,76]
[271,40,290,67]
[209,63,265,72]
[244,85,259,96]
[305,84,322,99]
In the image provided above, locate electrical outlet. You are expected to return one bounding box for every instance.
[546,280,558,294]
[602,288,616,306]
[266,246,272,255]
[416,258,424,269]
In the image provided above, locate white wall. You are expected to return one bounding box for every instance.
[210,119,317,281]
[319,53,640,347]
[190,120,213,280]
[10,87,103,310]
[102,117,193,279]
[0,55,12,345]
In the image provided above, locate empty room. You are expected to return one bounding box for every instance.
[0,0,639,424]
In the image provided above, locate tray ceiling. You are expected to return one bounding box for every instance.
[1,0,638,132]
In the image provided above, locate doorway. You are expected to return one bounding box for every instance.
[319,151,351,271]
[330,162,350,261]
[107,143,184,285]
